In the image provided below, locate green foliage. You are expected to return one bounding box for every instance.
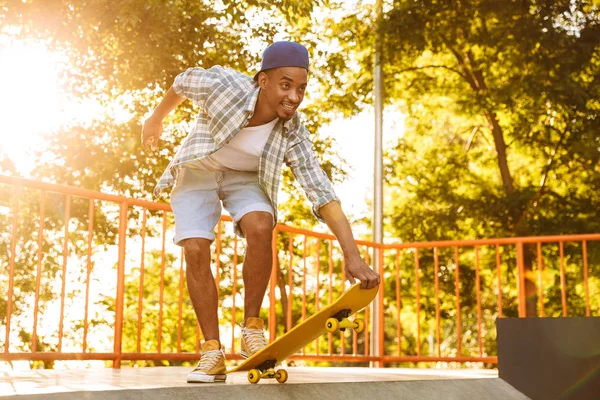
[120,250,198,365]
[311,0,600,238]
[2,0,271,91]
[305,0,600,360]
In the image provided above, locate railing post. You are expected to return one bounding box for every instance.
[5,184,21,355]
[516,242,527,317]
[113,201,128,368]
[371,0,384,370]
[377,246,385,366]
[269,226,278,342]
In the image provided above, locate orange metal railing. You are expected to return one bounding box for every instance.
[1,175,598,368]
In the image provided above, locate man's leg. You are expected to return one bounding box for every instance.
[182,238,220,343]
[171,168,226,382]
[239,211,274,321]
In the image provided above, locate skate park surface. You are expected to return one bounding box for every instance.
[1,366,529,399]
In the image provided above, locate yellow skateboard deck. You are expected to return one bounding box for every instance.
[228,283,379,383]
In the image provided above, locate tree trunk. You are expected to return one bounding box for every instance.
[451,48,515,195]
[485,110,515,195]
[454,47,535,314]
[523,244,539,317]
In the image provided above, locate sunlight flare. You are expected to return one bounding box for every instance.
[0,40,65,173]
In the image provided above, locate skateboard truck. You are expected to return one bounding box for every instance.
[325,309,365,333]
[247,359,288,384]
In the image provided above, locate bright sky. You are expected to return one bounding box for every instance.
[0,38,108,174]
[0,40,64,165]
[320,109,405,223]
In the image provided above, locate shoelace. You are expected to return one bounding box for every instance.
[194,349,224,372]
[243,327,267,353]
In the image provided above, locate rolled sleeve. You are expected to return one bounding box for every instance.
[284,136,340,222]
[172,67,220,108]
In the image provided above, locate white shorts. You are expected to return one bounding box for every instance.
[170,167,275,246]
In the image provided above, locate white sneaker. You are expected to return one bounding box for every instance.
[241,317,267,359]
[187,340,227,383]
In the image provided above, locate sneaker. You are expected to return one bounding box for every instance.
[241,317,267,359]
[187,340,227,383]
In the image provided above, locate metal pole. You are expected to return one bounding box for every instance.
[371,0,384,368]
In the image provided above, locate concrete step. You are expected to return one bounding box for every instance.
[1,366,529,400]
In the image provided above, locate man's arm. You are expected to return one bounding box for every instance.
[284,130,380,289]
[142,87,186,150]
[319,200,381,289]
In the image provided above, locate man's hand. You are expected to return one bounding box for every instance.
[345,254,381,289]
[141,116,164,150]
[318,201,381,290]
[141,86,186,150]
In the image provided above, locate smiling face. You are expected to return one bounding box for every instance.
[257,67,308,121]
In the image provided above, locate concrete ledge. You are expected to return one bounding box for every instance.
[4,379,529,400]
[1,367,529,400]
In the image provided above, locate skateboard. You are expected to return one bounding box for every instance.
[228,283,379,384]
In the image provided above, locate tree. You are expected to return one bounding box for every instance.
[311,0,600,319]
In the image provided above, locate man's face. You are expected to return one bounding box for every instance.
[258,67,308,121]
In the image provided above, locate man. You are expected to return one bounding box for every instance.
[142,41,380,383]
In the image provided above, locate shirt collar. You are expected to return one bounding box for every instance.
[244,84,295,132]
[243,85,260,117]
[282,118,294,131]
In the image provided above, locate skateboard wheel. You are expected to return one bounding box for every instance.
[248,369,261,384]
[354,319,365,333]
[326,318,339,333]
[275,369,288,383]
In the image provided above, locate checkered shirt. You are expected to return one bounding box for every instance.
[153,65,339,223]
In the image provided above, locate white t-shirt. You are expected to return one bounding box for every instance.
[186,118,278,171]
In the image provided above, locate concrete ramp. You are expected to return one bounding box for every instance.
[1,366,529,400]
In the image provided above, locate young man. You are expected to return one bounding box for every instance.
[142,41,380,383]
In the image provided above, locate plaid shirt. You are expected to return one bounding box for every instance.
[154,66,339,223]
